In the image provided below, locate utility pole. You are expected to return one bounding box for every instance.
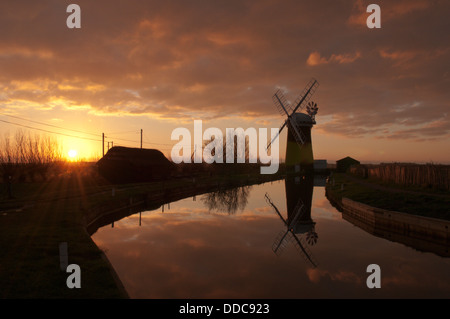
[140,129,143,149]
[102,133,105,156]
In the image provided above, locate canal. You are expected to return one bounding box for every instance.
[91,177,450,298]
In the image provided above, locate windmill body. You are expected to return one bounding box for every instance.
[268,78,319,172]
[285,113,315,168]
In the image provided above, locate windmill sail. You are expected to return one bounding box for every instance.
[290,231,318,267]
[265,193,286,224]
[266,121,286,151]
[273,89,292,116]
[288,198,305,230]
[272,230,290,255]
[266,78,319,151]
[290,78,319,114]
[286,118,306,145]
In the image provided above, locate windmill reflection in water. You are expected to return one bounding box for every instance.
[265,175,318,268]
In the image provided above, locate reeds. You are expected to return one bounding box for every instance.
[351,163,450,191]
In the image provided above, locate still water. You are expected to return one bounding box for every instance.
[91,178,450,298]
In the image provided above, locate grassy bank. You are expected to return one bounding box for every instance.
[326,173,450,221]
[0,174,128,298]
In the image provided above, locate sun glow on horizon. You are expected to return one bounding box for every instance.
[68,149,78,160]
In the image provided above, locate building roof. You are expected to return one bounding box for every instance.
[292,112,315,125]
[336,156,359,163]
[98,146,172,166]
[96,146,174,183]
[336,156,360,163]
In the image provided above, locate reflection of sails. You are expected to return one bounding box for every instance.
[202,186,252,215]
[265,176,318,268]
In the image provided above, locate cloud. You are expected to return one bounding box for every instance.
[376,118,450,141]
[307,51,361,66]
[0,0,449,142]
[348,0,431,27]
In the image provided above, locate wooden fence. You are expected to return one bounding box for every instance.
[349,163,450,191]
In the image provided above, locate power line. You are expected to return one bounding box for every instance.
[0,119,102,142]
[0,113,199,149]
[108,134,178,147]
[144,132,183,146]
[105,136,138,144]
[0,113,99,137]
[104,130,140,135]
[0,115,190,155]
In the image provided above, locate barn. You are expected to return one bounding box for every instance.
[336,156,360,173]
[97,146,175,183]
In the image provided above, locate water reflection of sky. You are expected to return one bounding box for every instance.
[92,180,450,299]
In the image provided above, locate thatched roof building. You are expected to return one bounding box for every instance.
[97,146,174,183]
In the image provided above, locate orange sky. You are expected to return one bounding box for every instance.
[0,0,449,163]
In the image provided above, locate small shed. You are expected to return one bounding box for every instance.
[97,146,174,183]
[313,159,328,171]
[336,156,360,173]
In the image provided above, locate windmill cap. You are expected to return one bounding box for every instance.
[292,112,315,125]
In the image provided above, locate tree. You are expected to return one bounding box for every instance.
[0,130,62,189]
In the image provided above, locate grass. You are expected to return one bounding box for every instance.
[326,173,450,221]
[0,175,127,298]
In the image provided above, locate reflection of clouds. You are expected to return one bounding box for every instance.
[314,198,333,210]
[94,213,287,298]
[381,256,450,293]
[253,206,272,214]
[124,249,142,258]
[179,238,208,249]
[113,206,279,232]
[312,190,342,220]
[312,207,340,221]
[122,233,139,242]
[306,268,362,285]
[91,182,450,298]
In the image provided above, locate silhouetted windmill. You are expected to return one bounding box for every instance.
[267,78,319,170]
[265,193,318,268]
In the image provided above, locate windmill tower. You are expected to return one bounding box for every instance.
[268,78,319,171]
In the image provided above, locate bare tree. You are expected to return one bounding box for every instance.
[0,130,63,189]
[203,132,250,164]
[0,133,20,198]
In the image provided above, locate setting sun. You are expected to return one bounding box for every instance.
[68,149,78,159]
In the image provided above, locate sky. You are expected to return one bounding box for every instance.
[0,0,449,163]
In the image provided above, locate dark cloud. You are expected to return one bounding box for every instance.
[0,0,449,140]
